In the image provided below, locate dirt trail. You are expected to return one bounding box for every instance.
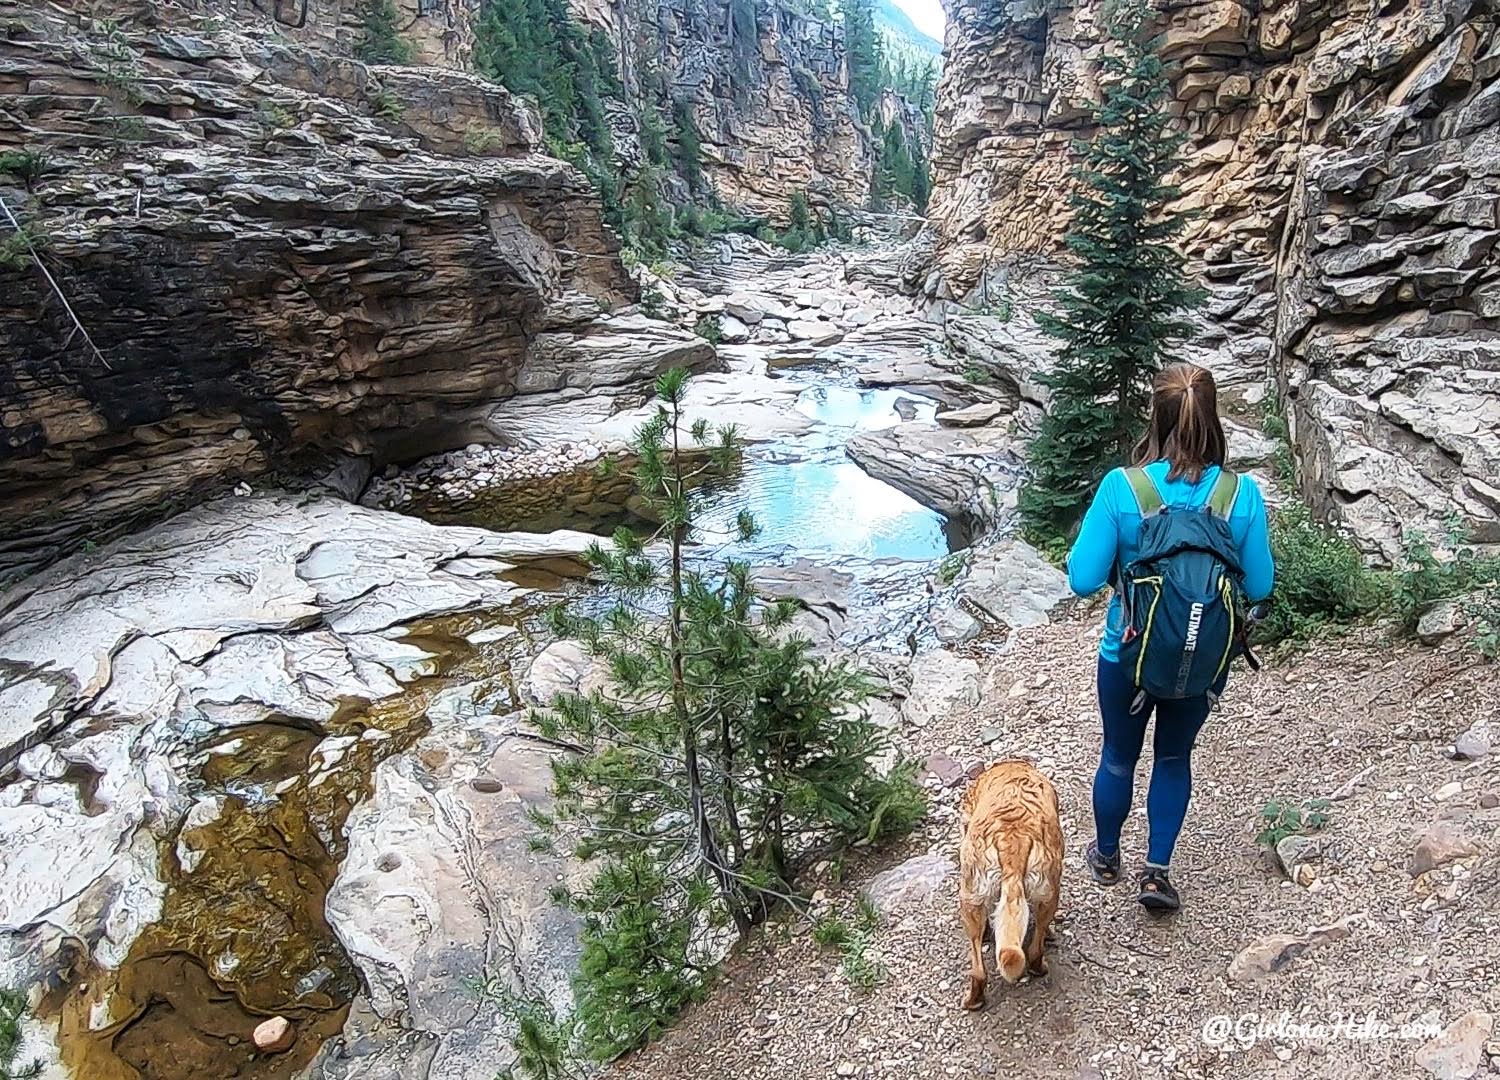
[613,617,1500,1079]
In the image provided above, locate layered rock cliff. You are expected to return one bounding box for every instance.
[169,0,481,69]
[0,0,737,581]
[927,0,1499,558]
[574,0,885,215]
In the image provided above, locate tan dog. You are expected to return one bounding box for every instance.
[957,759,1063,1010]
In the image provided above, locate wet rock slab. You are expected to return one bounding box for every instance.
[316,710,581,1080]
[0,494,590,1073]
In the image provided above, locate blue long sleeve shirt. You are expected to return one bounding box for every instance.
[1067,461,1275,661]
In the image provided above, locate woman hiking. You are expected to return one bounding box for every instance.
[1066,362,1274,911]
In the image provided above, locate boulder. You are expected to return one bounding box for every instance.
[930,604,981,644]
[960,540,1073,629]
[1227,914,1363,983]
[523,640,596,706]
[845,424,1024,525]
[323,713,582,1078]
[1415,1011,1493,1080]
[1417,601,1463,645]
[936,402,1007,428]
[787,319,845,346]
[1273,834,1337,885]
[752,561,857,648]
[1453,720,1491,761]
[719,314,752,344]
[923,751,968,786]
[723,291,767,324]
[1410,821,1479,876]
[860,854,955,915]
[902,650,980,729]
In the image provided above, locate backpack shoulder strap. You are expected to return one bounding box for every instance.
[1123,467,1163,516]
[1207,468,1240,518]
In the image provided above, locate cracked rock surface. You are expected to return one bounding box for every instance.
[0,493,592,1077]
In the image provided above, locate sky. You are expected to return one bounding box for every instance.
[894,0,947,41]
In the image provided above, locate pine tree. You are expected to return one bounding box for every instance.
[842,0,884,114]
[526,368,925,1063]
[1018,0,1202,543]
[474,0,616,158]
[673,101,703,194]
[355,0,414,64]
[1,988,40,1080]
[908,137,930,210]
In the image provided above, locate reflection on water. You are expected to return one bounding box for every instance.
[688,384,954,562]
[691,456,951,561]
[793,384,936,429]
[405,381,959,564]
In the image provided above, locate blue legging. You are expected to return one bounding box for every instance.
[1092,657,1217,868]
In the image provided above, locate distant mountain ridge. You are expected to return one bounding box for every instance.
[875,0,942,56]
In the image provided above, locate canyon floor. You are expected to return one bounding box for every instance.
[614,616,1500,1080]
[4,241,1496,1080]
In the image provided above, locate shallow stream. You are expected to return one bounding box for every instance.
[688,378,958,561]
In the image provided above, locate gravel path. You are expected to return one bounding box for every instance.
[613,615,1500,1079]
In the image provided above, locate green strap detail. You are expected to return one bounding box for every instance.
[1123,467,1164,516]
[1207,468,1240,518]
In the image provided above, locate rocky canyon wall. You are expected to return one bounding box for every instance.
[176,0,479,68]
[0,0,658,581]
[575,0,882,216]
[0,0,906,580]
[928,0,1499,559]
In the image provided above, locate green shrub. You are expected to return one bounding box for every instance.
[671,101,702,193]
[1469,585,1500,660]
[89,18,144,104]
[473,984,576,1080]
[1256,502,1387,643]
[967,291,1013,322]
[813,898,886,992]
[258,102,296,130]
[1,987,40,1080]
[370,86,404,121]
[812,914,852,947]
[1391,521,1498,628]
[840,936,885,991]
[936,550,970,586]
[106,115,149,142]
[639,282,665,320]
[773,190,827,253]
[463,126,505,154]
[0,225,46,271]
[1259,398,1297,487]
[1255,797,1331,850]
[0,150,54,192]
[693,313,721,343]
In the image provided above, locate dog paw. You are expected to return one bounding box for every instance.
[961,979,986,1011]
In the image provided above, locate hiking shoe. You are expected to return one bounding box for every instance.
[1137,867,1181,912]
[1085,841,1122,886]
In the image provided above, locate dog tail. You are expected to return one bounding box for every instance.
[994,833,1031,983]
